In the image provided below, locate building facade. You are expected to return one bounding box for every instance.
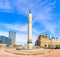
[9,31,16,45]
[0,36,11,46]
[35,35,60,48]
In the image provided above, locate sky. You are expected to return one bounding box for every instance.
[0,0,60,45]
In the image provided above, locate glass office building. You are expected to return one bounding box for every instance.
[9,31,16,45]
[0,36,11,46]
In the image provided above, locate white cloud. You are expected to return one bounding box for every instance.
[3,23,28,32]
[4,23,47,35]
[0,0,13,12]
[0,30,8,37]
[33,12,57,36]
[31,0,57,36]
[0,0,56,17]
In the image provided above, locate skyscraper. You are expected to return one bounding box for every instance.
[27,10,32,49]
[9,31,16,46]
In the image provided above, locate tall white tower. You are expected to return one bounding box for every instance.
[28,10,32,49]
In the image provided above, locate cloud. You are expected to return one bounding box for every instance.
[41,20,57,34]
[3,23,46,35]
[4,23,28,32]
[31,0,57,36]
[33,12,57,36]
[0,0,13,12]
[0,0,56,18]
[0,0,57,32]
[0,30,8,37]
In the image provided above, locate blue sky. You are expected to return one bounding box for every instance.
[0,0,60,45]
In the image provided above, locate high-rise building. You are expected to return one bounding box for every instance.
[9,31,16,45]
